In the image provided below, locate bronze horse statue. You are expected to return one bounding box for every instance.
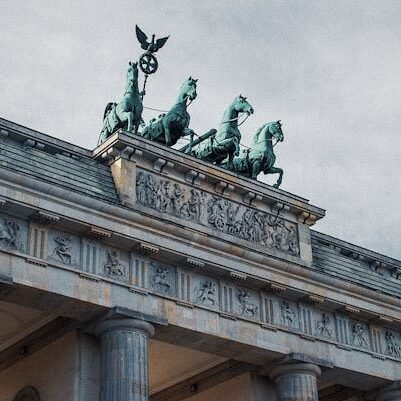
[186,95,254,168]
[141,77,197,146]
[227,121,284,188]
[98,61,143,145]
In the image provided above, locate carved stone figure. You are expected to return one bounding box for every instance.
[186,189,205,222]
[136,171,147,204]
[385,330,401,357]
[238,289,258,317]
[0,220,20,249]
[104,251,124,277]
[281,301,295,326]
[171,183,184,216]
[152,266,171,293]
[196,281,216,306]
[351,323,369,347]
[160,181,172,212]
[187,95,254,168]
[141,77,197,146]
[315,313,333,338]
[135,171,300,256]
[98,62,144,144]
[207,196,229,231]
[225,121,284,188]
[52,236,72,264]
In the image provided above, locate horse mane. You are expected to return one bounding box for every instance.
[251,123,270,145]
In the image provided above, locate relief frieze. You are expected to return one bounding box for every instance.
[0,218,27,252]
[195,280,218,307]
[103,250,126,278]
[351,322,369,348]
[52,236,73,264]
[0,210,400,362]
[136,170,299,256]
[150,262,176,295]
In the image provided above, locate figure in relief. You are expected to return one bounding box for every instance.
[238,289,258,317]
[104,251,124,277]
[136,172,146,204]
[385,331,401,357]
[0,220,20,249]
[281,301,295,326]
[52,236,72,264]
[351,323,369,347]
[315,313,333,338]
[187,189,205,222]
[136,171,299,256]
[152,266,171,293]
[196,281,217,306]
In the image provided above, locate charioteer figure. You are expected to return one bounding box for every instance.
[183,95,254,169]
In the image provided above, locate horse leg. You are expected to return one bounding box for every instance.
[266,166,284,188]
[164,125,172,146]
[127,112,133,132]
[233,137,240,156]
[251,160,262,179]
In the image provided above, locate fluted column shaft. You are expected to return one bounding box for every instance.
[270,362,321,401]
[95,318,155,401]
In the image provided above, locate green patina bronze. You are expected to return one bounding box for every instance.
[141,77,197,146]
[186,95,254,168]
[225,121,284,188]
[98,62,143,145]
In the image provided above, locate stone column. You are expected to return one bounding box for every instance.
[95,318,155,401]
[376,383,401,401]
[270,362,321,401]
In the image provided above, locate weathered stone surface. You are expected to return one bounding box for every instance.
[95,318,154,401]
[270,362,321,401]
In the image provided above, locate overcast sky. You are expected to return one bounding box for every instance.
[0,1,400,259]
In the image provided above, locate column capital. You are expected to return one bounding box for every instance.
[270,361,321,381]
[95,317,155,338]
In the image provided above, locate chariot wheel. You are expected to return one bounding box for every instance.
[214,216,225,231]
[139,53,158,75]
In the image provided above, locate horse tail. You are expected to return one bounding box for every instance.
[103,102,116,120]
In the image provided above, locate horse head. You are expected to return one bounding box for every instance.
[269,120,284,143]
[180,76,198,102]
[127,61,139,84]
[233,95,254,115]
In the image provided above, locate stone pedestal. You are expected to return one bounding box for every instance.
[270,362,321,401]
[95,318,155,401]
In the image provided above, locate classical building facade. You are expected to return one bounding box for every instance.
[0,116,400,401]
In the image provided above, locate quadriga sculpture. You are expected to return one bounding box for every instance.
[141,77,197,146]
[186,95,254,168]
[226,121,284,188]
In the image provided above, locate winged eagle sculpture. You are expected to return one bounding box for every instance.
[135,25,169,54]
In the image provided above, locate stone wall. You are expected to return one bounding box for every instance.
[0,332,78,401]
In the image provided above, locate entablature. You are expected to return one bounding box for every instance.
[93,130,325,225]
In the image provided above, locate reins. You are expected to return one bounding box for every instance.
[142,95,194,114]
[221,113,250,127]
